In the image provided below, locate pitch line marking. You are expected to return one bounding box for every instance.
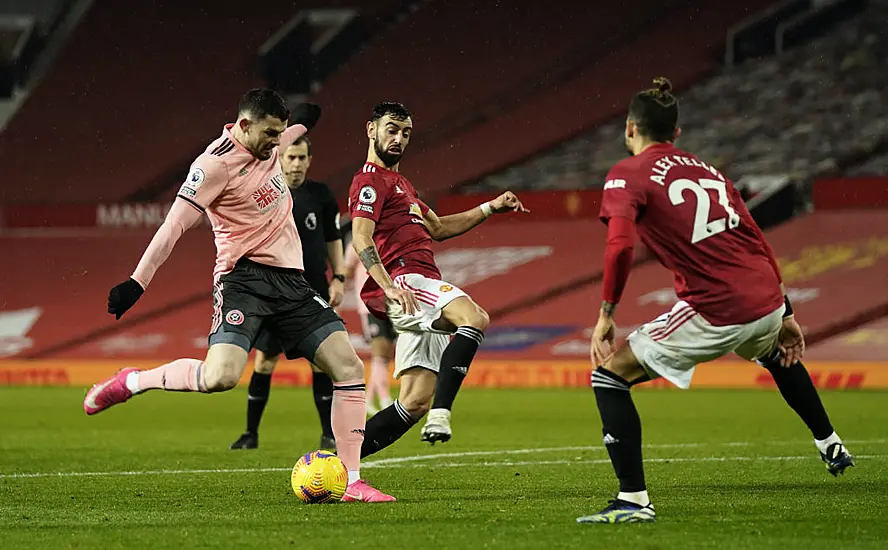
[1,438,884,479]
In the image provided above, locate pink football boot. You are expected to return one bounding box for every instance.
[83,368,139,415]
[341,479,397,503]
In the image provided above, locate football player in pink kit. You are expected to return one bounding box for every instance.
[83,89,393,502]
[343,241,396,416]
[577,78,853,524]
[349,102,528,457]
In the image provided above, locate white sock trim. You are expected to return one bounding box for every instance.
[617,490,651,507]
[125,372,141,394]
[348,470,360,485]
[427,408,451,421]
[815,432,841,454]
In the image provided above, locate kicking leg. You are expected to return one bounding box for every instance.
[362,367,435,457]
[84,343,249,415]
[577,344,656,524]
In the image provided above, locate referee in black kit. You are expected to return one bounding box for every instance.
[230,135,346,450]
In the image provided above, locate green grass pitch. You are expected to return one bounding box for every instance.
[1,387,886,549]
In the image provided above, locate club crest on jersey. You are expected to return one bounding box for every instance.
[305,212,317,230]
[439,285,453,292]
[225,310,244,325]
[359,186,377,204]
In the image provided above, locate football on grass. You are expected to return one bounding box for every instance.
[291,450,348,503]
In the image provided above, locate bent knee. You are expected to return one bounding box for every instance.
[464,306,489,332]
[254,357,279,375]
[452,304,489,332]
[401,397,431,419]
[203,363,242,392]
[399,388,433,418]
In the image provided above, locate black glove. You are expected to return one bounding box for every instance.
[108,278,144,319]
[291,102,321,131]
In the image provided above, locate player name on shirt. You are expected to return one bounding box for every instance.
[648,155,724,186]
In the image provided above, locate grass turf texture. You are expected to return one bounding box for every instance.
[1,387,886,549]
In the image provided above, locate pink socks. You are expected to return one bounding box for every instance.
[331,379,367,480]
[133,358,208,393]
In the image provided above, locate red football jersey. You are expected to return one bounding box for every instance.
[600,143,783,326]
[349,162,442,317]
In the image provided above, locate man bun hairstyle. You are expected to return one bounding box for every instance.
[628,77,679,143]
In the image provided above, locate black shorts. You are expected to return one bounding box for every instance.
[253,279,330,358]
[210,259,343,361]
[366,313,397,342]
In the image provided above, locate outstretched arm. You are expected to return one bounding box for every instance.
[424,191,529,241]
[131,199,204,289]
[108,199,204,320]
[108,155,227,319]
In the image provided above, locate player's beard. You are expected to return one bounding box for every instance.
[375,140,403,167]
[624,136,635,157]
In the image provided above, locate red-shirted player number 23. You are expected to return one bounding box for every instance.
[668,178,741,244]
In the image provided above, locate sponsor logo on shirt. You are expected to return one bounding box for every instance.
[604,179,626,190]
[357,204,374,214]
[408,203,423,218]
[359,186,377,204]
[439,285,453,292]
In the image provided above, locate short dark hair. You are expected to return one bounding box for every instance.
[288,135,312,156]
[238,88,290,121]
[627,77,679,143]
[370,101,411,122]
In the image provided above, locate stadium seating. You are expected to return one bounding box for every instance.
[848,150,888,176]
[308,0,775,197]
[468,0,888,193]
[0,0,404,205]
[0,0,773,205]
